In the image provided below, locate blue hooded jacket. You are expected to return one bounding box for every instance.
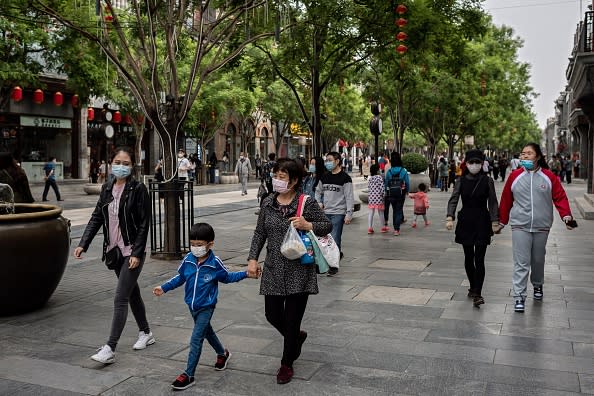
[161,250,247,311]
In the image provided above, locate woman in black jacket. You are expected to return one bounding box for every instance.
[74,147,153,364]
[247,158,332,385]
[446,149,499,308]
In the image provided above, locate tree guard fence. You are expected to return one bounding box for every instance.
[148,179,194,259]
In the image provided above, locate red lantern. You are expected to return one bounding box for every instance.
[124,114,132,124]
[396,4,408,14]
[113,111,121,123]
[396,44,408,54]
[11,86,23,102]
[53,92,63,106]
[396,18,408,28]
[71,94,79,108]
[396,32,408,41]
[33,89,44,104]
[88,107,95,121]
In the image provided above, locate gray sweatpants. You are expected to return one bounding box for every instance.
[511,229,549,300]
[240,175,248,195]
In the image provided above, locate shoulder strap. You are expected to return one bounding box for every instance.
[297,194,309,217]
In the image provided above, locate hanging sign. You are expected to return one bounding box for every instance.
[20,116,72,129]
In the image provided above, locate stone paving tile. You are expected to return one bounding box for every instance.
[0,356,130,395]
[0,379,86,396]
[494,349,594,374]
[404,356,581,393]
[324,300,444,319]
[484,382,583,396]
[424,328,574,355]
[573,342,594,358]
[578,374,594,394]
[101,376,244,396]
[500,323,594,343]
[310,363,487,396]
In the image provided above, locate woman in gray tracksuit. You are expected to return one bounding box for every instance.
[498,143,575,313]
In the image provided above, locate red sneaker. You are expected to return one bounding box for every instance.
[214,349,231,370]
[380,226,389,233]
[277,364,294,384]
[367,228,374,234]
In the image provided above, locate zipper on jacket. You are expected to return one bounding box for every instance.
[192,262,200,311]
[530,172,534,232]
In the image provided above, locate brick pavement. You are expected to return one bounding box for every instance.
[1,177,594,395]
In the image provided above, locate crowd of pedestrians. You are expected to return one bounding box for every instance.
[50,141,580,390]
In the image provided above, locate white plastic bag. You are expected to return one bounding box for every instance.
[281,223,307,260]
[315,234,340,269]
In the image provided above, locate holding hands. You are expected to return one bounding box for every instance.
[492,222,503,234]
[247,259,262,279]
[563,216,577,230]
[153,286,164,296]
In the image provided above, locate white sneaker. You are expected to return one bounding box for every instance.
[91,345,115,364]
[133,331,155,350]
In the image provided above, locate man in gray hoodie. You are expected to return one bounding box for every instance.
[315,151,355,275]
[234,152,252,196]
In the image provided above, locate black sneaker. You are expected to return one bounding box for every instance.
[473,296,485,307]
[327,267,338,276]
[171,373,194,390]
[467,289,478,298]
[214,349,231,371]
[514,299,525,313]
[534,286,543,301]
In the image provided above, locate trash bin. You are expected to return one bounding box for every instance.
[214,168,220,184]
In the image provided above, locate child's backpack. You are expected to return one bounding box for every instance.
[385,167,405,198]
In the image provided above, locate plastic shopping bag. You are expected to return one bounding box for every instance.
[309,231,329,274]
[315,233,340,269]
[281,223,307,260]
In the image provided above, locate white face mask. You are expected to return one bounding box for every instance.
[467,163,482,174]
[178,153,184,158]
[190,245,209,258]
[272,178,290,193]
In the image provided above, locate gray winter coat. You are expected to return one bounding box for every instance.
[248,193,333,296]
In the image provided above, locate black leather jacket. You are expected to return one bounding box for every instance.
[78,177,151,260]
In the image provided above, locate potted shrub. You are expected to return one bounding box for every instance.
[402,153,430,192]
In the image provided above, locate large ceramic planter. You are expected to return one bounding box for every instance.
[219,174,239,184]
[0,204,70,315]
[408,173,431,193]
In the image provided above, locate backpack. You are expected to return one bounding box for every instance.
[385,167,405,198]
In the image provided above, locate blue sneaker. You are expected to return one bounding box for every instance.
[514,299,525,313]
[534,286,543,301]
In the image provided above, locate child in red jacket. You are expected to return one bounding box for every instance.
[408,183,430,227]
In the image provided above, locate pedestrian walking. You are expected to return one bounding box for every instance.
[564,155,573,184]
[446,149,499,308]
[381,152,409,236]
[448,159,457,188]
[247,158,332,385]
[498,143,575,313]
[255,154,262,179]
[42,156,63,202]
[153,222,258,390]
[208,152,218,184]
[408,183,430,228]
[302,156,325,197]
[99,160,107,184]
[315,151,355,272]
[0,152,34,203]
[177,149,191,180]
[366,164,384,234]
[362,155,371,180]
[437,157,449,192]
[73,147,154,364]
[499,155,509,181]
[234,151,252,196]
[492,155,500,181]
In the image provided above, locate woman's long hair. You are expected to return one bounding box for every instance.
[523,142,549,170]
[312,156,326,182]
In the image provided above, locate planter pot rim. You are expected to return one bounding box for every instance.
[0,203,63,223]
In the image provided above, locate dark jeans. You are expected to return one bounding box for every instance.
[493,168,499,181]
[565,170,572,183]
[500,168,507,182]
[185,306,225,377]
[265,293,309,367]
[463,244,487,295]
[42,178,61,200]
[440,176,449,191]
[107,255,150,351]
[384,196,405,231]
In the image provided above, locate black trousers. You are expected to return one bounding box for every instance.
[265,293,309,367]
[42,178,61,200]
[463,244,487,296]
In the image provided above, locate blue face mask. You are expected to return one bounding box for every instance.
[112,164,131,179]
[325,161,335,171]
[308,164,316,173]
[520,159,534,170]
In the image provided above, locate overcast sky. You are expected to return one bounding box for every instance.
[482,0,586,129]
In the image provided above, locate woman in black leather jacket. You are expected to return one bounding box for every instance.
[74,147,153,364]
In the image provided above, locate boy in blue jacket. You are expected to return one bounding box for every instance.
[153,222,258,390]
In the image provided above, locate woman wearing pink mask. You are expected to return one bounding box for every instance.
[446,149,500,308]
[247,158,332,385]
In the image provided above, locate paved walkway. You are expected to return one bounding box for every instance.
[1,178,594,395]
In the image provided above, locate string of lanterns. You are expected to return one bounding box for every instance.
[395,3,408,55]
[10,86,80,107]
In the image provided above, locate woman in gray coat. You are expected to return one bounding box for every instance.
[247,158,332,385]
